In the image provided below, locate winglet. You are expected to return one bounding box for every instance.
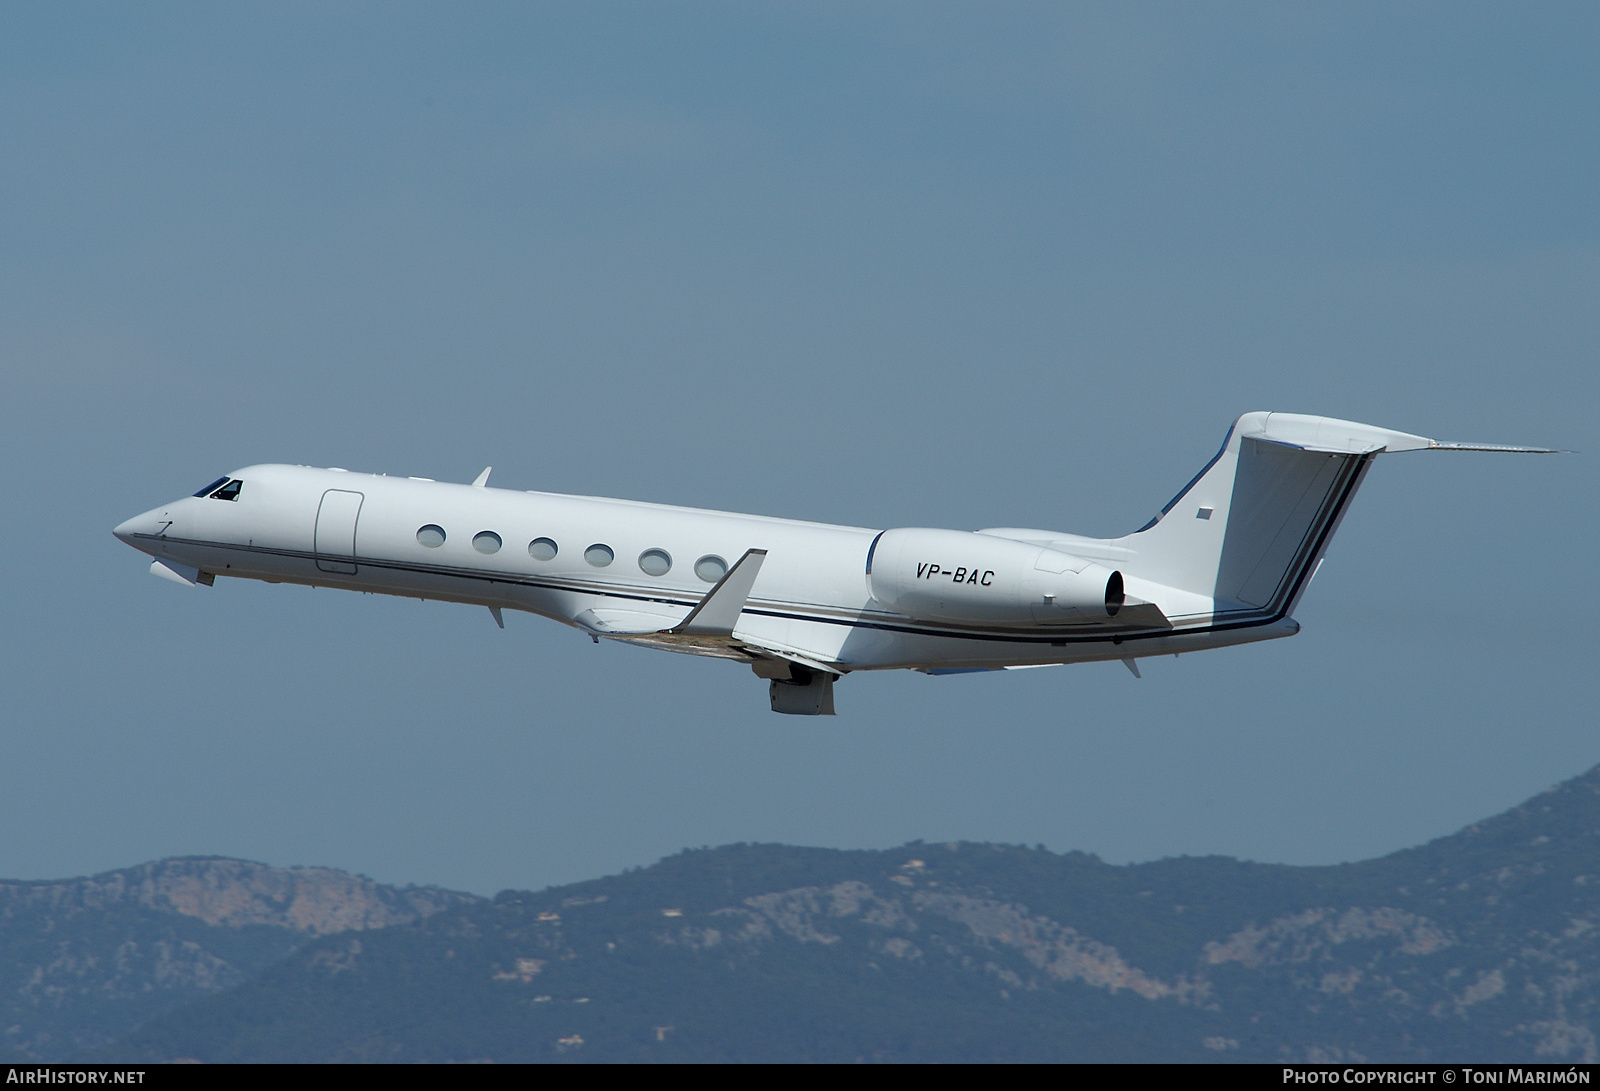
[670,549,767,636]
[472,467,492,487]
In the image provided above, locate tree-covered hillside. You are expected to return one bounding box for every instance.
[0,858,472,1060]
[11,766,1600,1062]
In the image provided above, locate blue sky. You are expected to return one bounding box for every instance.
[1,3,1595,894]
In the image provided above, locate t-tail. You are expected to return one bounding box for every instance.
[1115,412,1558,627]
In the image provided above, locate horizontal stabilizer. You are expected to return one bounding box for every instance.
[1239,412,1560,456]
[1426,441,1563,454]
[670,549,767,636]
[1236,413,1433,455]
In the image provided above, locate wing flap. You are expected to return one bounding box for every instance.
[572,607,690,635]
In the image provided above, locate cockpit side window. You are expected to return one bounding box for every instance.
[194,477,229,498]
[205,479,243,501]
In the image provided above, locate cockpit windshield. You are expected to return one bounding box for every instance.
[194,477,243,501]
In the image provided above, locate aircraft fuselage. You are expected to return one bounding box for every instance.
[115,413,1554,713]
[115,464,1277,673]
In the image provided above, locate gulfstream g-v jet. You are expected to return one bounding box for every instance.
[114,412,1553,715]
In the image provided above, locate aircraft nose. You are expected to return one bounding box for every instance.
[113,507,167,548]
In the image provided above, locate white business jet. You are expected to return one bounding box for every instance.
[114,412,1553,715]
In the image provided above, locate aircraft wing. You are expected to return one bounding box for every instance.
[602,627,844,673]
[570,549,766,637]
[572,607,691,634]
[578,549,847,677]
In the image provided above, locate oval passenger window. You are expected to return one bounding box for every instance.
[694,555,727,583]
[584,544,614,567]
[473,531,502,555]
[528,537,558,561]
[638,549,672,577]
[417,525,446,548]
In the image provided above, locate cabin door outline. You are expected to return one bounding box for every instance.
[315,489,364,574]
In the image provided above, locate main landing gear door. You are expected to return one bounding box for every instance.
[769,666,836,716]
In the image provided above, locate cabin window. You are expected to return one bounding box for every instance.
[193,477,229,498]
[638,549,672,577]
[473,531,502,555]
[417,525,446,548]
[584,544,614,567]
[528,537,558,561]
[694,555,727,583]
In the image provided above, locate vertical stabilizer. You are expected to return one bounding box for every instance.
[1118,412,1553,624]
[1118,413,1392,620]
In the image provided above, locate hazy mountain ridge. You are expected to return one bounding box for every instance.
[0,856,474,1060]
[8,769,1600,1061]
[0,856,474,933]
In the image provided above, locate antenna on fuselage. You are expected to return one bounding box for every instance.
[471,467,492,487]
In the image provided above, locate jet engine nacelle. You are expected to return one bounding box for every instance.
[867,528,1124,626]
